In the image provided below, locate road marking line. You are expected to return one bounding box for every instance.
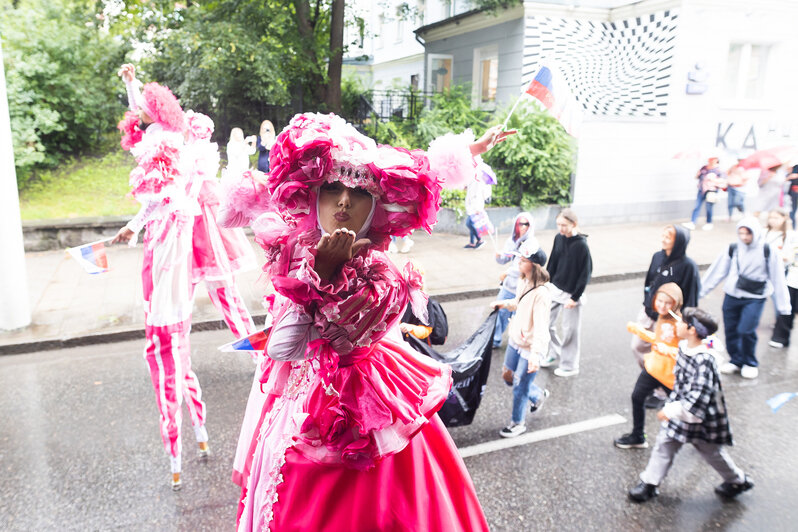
[458,413,627,458]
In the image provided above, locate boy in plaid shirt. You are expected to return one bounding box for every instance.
[628,307,754,502]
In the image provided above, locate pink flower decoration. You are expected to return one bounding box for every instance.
[118,111,143,151]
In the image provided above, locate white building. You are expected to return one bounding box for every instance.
[389,0,798,224]
[344,0,476,91]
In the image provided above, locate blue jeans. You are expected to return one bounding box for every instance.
[727,187,745,217]
[691,189,714,224]
[504,343,543,424]
[465,215,480,244]
[493,286,516,347]
[789,190,798,230]
[722,294,766,368]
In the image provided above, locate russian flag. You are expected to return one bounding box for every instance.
[66,240,109,274]
[525,66,556,110]
[219,328,271,353]
[523,64,581,137]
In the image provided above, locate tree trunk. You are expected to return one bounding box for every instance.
[326,0,345,113]
[293,0,327,107]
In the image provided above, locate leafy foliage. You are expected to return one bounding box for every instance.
[415,85,490,146]
[2,0,125,185]
[484,99,576,207]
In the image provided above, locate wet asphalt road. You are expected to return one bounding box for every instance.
[1,278,797,531]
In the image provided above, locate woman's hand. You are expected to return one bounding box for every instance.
[656,410,669,422]
[399,323,412,334]
[315,229,370,280]
[470,125,517,156]
[111,227,134,244]
[564,298,578,309]
[117,64,135,83]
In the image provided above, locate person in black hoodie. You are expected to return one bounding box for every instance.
[542,208,593,377]
[631,225,701,369]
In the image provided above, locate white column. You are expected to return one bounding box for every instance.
[0,42,31,330]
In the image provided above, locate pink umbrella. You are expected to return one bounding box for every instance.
[738,145,798,170]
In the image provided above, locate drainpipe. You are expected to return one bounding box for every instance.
[415,32,427,93]
[0,41,32,330]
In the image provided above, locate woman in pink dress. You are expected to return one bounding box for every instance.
[222,113,512,531]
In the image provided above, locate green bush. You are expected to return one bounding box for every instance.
[415,85,490,146]
[484,99,576,207]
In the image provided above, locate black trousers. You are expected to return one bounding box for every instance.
[772,286,798,346]
[631,369,671,438]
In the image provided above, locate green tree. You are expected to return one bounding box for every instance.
[1,0,125,183]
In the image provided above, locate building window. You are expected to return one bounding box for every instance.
[376,14,385,49]
[724,43,770,101]
[428,54,453,92]
[473,45,498,108]
[395,5,405,43]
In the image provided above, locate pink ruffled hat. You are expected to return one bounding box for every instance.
[266,112,476,248]
[139,82,185,132]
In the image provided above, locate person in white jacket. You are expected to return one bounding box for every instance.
[491,239,551,438]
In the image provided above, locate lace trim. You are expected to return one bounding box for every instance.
[259,361,314,532]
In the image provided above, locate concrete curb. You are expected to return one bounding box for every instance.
[1,267,664,355]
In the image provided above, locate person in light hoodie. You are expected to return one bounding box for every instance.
[699,217,790,379]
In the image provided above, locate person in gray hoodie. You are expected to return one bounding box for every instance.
[700,217,790,379]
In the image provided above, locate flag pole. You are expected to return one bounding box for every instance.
[501,95,525,132]
[66,236,114,250]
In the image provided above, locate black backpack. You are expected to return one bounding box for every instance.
[426,299,449,345]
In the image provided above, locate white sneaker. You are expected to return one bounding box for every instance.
[768,340,785,349]
[539,354,557,368]
[398,238,414,253]
[499,423,527,438]
[388,242,398,253]
[740,365,759,379]
[554,367,579,378]
[720,362,740,375]
[682,222,696,230]
[702,223,714,231]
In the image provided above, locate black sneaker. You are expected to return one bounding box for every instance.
[614,433,649,449]
[644,395,665,409]
[530,389,550,413]
[715,475,754,498]
[628,481,659,502]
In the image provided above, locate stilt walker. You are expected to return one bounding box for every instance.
[183,111,257,341]
[112,64,207,490]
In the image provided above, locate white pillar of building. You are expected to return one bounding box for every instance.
[0,42,32,330]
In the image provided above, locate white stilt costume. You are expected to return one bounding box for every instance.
[118,78,207,482]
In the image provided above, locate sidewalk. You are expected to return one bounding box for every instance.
[0,220,738,354]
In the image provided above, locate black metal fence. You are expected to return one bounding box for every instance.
[348,90,435,128]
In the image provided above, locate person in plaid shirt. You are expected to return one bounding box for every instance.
[628,307,754,502]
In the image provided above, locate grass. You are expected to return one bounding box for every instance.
[17,140,258,221]
[19,144,140,221]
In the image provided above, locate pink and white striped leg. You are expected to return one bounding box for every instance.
[143,316,207,473]
[206,279,256,339]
